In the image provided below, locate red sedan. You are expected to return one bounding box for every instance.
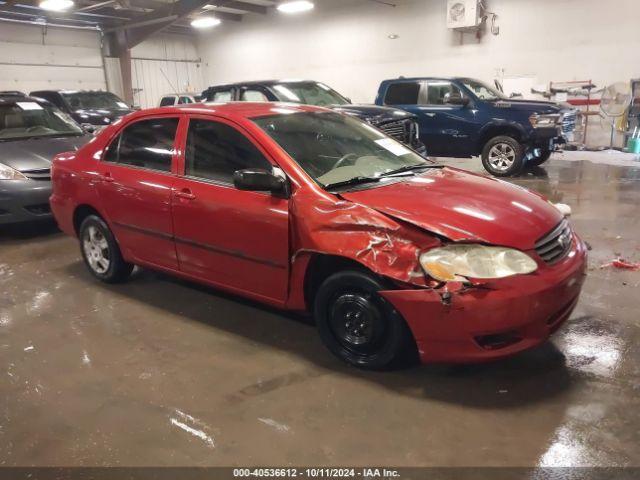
[50,103,587,369]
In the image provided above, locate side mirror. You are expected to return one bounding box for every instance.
[233,168,287,195]
[444,92,470,106]
[80,123,96,134]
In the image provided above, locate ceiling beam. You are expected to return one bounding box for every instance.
[205,1,266,14]
[106,0,217,54]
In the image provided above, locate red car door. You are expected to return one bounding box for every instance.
[96,115,181,270]
[171,116,289,303]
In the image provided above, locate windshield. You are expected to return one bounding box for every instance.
[62,91,129,111]
[270,82,349,107]
[460,79,506,101]
[0,101,83,141]
[253,111,432,189]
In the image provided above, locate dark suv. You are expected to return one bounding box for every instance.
[202,80,426,155]
[376,77,577,176]
[30,90,133,128]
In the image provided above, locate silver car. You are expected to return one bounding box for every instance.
[0,93,91,225]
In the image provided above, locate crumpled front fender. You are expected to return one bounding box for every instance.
[288,189,440,296]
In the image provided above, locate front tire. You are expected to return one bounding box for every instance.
[313,270,413,369]
[527,149,552,167]
[79,215,133,283]
[481,136,525,177]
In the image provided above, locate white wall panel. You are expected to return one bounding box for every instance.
[197,0,640,146]
[0,23,106,93]
[128,34,204,109]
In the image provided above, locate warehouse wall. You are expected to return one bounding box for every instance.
[0,23,106,93]
[197,0,640,147]
[198,0,640,100]
[105,34,204,109]
[131,34,204,109]
[0,22,202,109]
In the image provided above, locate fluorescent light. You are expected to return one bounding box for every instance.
[277,1,314,14]
[190,16,221,29]
[39,0,74,11]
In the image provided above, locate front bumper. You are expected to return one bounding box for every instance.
[380,233,588,363]
[0,180,53,225]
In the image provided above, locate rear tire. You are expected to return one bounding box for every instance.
[79,215,133,283]
[313,270,413,369]
[481,136,525,177]
[527,149,552,167]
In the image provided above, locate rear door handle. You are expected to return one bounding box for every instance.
[424,113,436,117]
[98,172,114,182]
[174,188,196,200]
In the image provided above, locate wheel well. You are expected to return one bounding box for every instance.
[303,254,372,310]
[477,126,523,153]
[73,204,102,236]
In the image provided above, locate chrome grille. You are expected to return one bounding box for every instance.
[561,110,577,135]
[535,219,572,264]
[378,119,415,145]
[22,168,51,180]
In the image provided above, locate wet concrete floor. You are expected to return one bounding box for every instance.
[0,155,639,467]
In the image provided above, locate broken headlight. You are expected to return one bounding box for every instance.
[419,244,538,282]
[529,113,561,128]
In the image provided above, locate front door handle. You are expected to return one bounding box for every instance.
[174,188,196,200]
[98,172,114,182]
[424,113,436,118]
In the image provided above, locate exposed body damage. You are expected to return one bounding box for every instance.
[290,190,440,288]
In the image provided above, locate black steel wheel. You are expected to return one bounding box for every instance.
[314,270,414,369]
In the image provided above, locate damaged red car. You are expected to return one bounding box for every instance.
[50,103,587,369]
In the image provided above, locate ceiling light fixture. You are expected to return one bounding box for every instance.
[277,1,314,14]
[39,0,74,11]
[190,16,221,29]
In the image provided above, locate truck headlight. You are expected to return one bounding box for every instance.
[419,244,538,282]
[0,163,27,180]
[529,113,561,128]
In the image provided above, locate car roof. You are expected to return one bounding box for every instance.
[0,95,51,106]
[205,79,322,90]
[379,77,477,83]
[30,89,113,94]
[131,101,329,119]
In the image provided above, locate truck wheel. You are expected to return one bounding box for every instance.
[528,149,552,167]
[313,270,414,370]
[481,136,525,177]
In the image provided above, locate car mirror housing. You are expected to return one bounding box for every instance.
[233,168,287,195]
[444,93,470,106]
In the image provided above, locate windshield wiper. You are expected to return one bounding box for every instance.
[380,163,440,177]
[323,176,382,190]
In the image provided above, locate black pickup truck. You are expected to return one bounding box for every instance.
[202,80,426,155]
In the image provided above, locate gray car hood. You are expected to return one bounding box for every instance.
[0,134,91,172]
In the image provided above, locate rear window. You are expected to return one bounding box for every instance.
[384,82,420,105]
[104,117,178,172]
[160,96,175,107]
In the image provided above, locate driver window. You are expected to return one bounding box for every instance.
[185,119,272,184]
[425,82,463,105]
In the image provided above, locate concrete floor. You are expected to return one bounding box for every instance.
[1,154,639,468]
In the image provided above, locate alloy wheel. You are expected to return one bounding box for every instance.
[488,143,516,171]
[82,225,110,274]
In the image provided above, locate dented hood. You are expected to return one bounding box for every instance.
[339,167,563,250]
